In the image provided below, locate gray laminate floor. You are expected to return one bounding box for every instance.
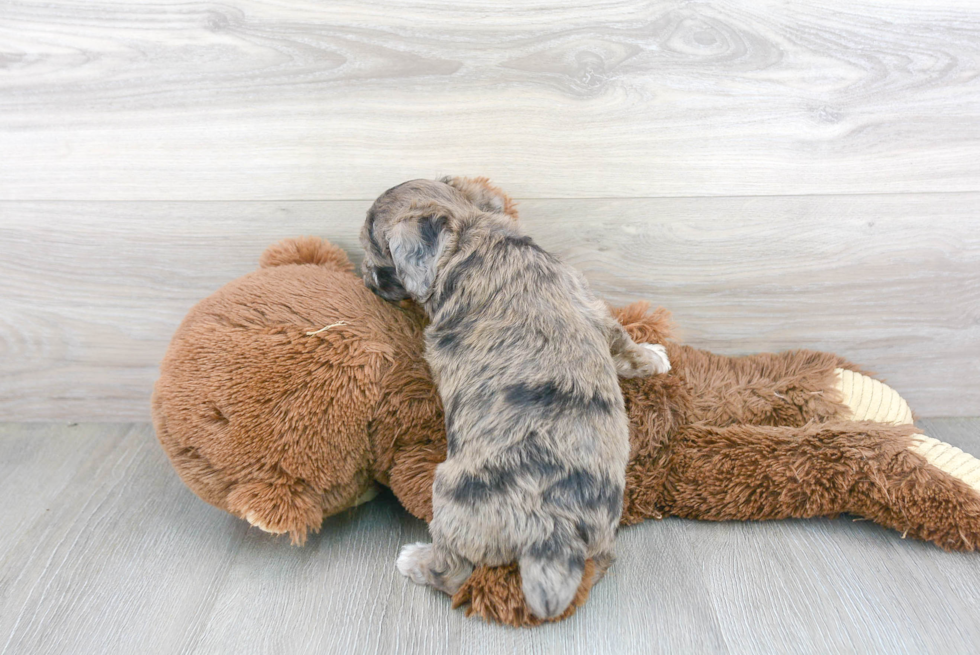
[2,419,980,655]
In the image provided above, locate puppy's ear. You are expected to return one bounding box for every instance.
[389,215,449,301]
[441,176,519,220]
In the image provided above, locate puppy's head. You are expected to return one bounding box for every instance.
[360,176,516,303]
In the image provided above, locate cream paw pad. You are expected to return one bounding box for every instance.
[835,368,913,425]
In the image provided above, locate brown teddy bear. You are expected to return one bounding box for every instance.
[153,231,980,628]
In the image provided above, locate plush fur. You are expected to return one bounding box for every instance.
[359,178,668,618]
[153,235,980,628]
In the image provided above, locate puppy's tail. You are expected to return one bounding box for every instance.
[519,542,587,620]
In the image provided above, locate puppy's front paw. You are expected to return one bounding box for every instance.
[396,542,432,586]
[641,343,671,375]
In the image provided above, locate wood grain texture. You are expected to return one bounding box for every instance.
[1,0,979,200]
[1,420,980,654]
[2,195,977,421]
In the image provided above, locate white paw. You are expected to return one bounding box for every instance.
[642,343,671,374]
[396,542,431,585]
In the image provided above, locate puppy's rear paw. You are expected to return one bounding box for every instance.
[396,542,433,586]
[520,555,586,619]
[641,343,671,375]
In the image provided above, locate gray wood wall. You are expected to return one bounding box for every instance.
[1,0,978,420]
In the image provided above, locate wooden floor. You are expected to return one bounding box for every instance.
[1,418,979,655]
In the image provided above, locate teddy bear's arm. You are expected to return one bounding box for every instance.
[387,443,443,522]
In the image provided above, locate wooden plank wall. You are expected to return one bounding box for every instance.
[1,0,978,420]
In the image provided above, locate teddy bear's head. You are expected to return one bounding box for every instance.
[153,237,411,544]
[153,177,522,544]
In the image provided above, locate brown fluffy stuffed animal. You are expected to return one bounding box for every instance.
[153,235,980,627]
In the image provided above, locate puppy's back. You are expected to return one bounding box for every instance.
[426,228,630,618]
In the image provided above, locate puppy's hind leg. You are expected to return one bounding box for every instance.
[396,542,474,596]
[590,548,616,584]
[605,317,671,377]
[519,541,587,619]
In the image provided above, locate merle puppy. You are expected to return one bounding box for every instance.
[360,177,670,619]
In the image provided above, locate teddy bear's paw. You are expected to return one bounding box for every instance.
[244,512,288,535]
[909,435,980,494]
[227,479,323,545]
[351,484,380,507]
[834,369,913,425]
[641,343,671,375]
[396,542,433,585]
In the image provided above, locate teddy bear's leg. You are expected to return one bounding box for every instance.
[905,435,980,493]
[850,431,980,550]
[663,420,980,551]
[834,368,980,497]
[666,346,852,427]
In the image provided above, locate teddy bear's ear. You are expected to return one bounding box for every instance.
[259,236,354,272]
[441,176,519,220]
